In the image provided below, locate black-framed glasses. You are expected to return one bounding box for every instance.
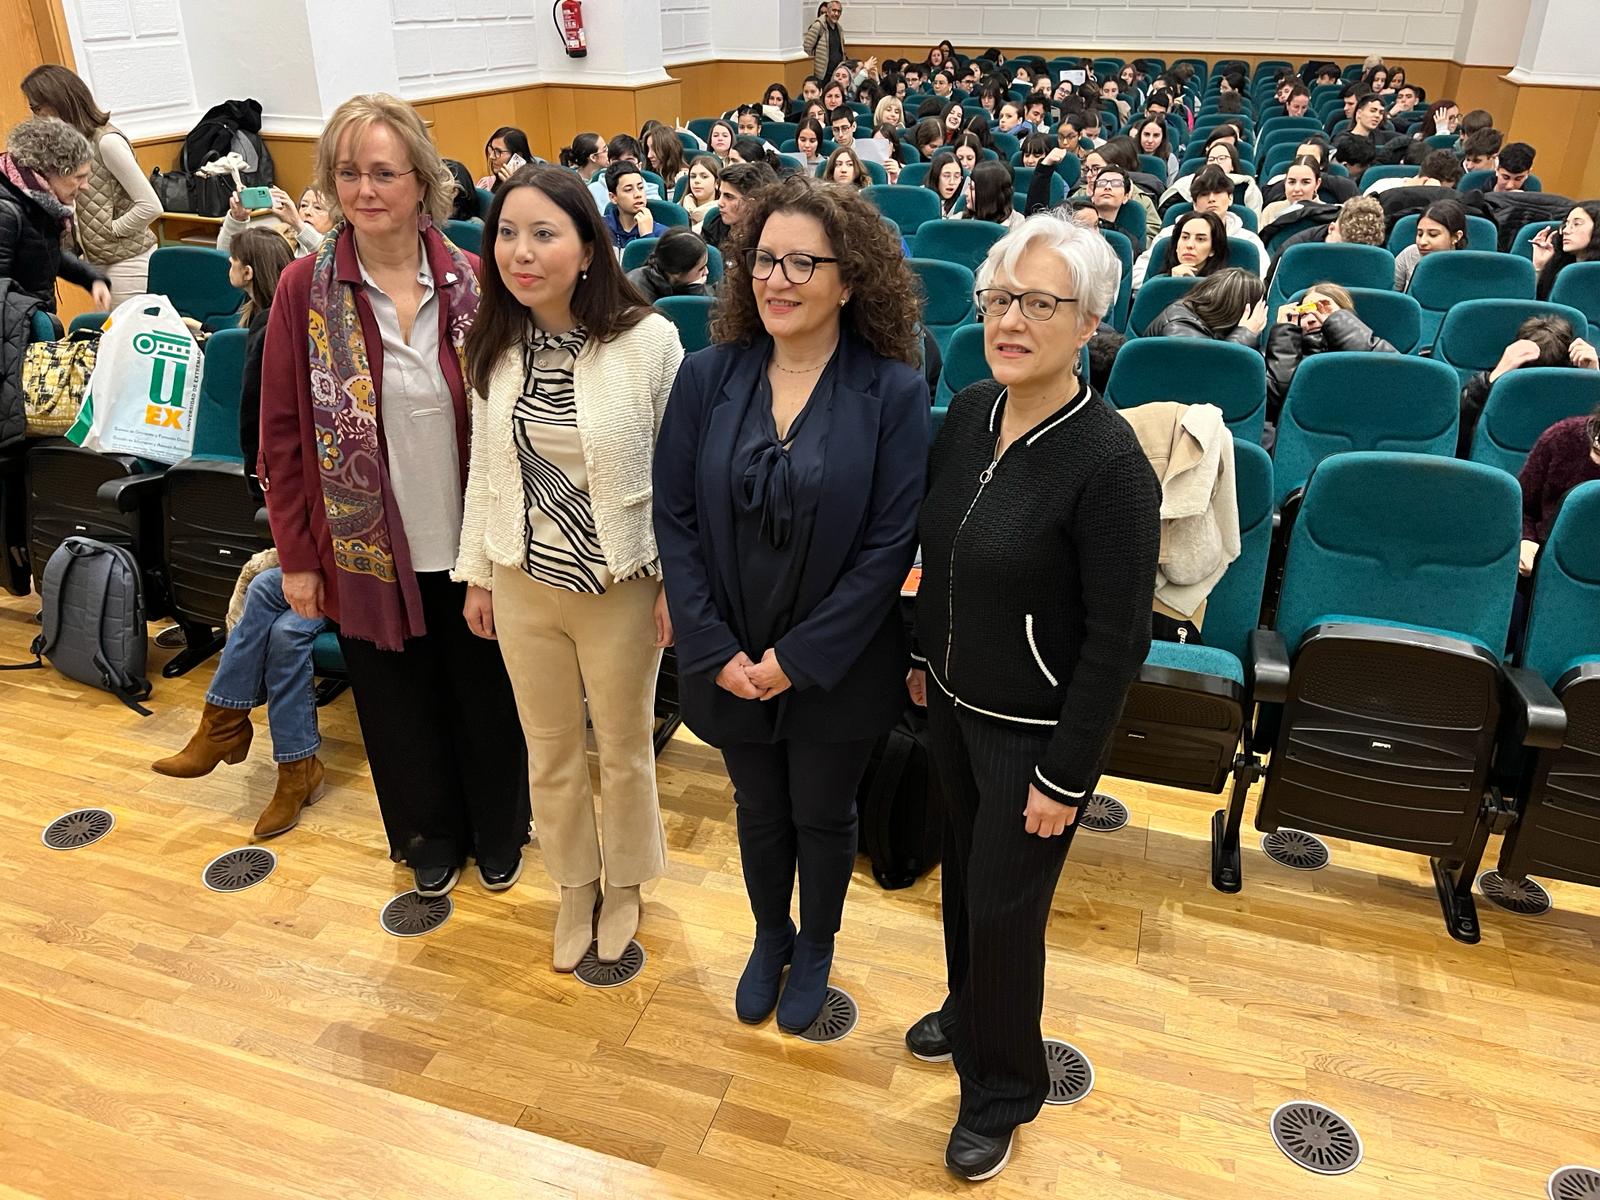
[744,249,841,285]
[975,288,1078,321]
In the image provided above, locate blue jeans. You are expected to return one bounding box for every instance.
[205,567,329,763]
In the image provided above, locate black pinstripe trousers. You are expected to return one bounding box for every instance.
[926,686,1080,1136]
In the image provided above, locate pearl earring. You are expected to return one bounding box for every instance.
[580,269,588,281]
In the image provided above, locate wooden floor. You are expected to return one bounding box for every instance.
[2,593,1599,1200]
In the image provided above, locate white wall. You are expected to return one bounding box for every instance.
[177,0,320,134]
[390,0,542,101]
[838,0,1467,59]
[662,0,714,60]
[61,0,198,137]
[1511,0,1600,86]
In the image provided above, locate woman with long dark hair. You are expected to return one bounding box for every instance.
[961,160,1021,227]
[654,176,929,1035]
[1533,203,1600,300]
[457,165,682,971]
[22,63,159,306]
[479,125,534,190]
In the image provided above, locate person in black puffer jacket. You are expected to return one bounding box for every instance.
[0,117,111,312]
[625,227,711,303]
[1144,266,1267,343]
[1264,282,1397,420]
[1456,313,1598,457]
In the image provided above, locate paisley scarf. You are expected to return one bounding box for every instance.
[306,218,479,649]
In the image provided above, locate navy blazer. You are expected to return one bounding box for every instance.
[653,332,930,746]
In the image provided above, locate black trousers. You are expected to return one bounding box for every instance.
[721,736,876,942]
[926,687,1080,1136]
[338,571,530,870]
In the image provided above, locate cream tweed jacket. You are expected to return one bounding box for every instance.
[453,311,684,590]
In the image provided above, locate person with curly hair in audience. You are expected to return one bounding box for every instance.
[653,175,929,1039]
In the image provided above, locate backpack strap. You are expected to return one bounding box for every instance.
[864,719,918,887]
[0,537,79,670]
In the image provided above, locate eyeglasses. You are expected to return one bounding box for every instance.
[334,167,418,188]
[975,288,1077,321]
[745,249,841,285]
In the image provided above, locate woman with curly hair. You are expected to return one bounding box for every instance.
[653,175,930,1035]
[0,116,110,311]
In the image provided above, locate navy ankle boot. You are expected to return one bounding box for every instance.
[776,935,834,1033]
[736,921,796,1023]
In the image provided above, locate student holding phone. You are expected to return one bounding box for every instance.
[218,185,333,257]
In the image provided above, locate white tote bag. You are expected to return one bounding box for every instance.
[66,294,204,464]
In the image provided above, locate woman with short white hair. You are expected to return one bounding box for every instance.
[905,214,1161,1183]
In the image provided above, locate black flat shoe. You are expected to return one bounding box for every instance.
[904,1011,952,1062]
[414,864,460,897]
[945,1124,1014,1183]
[477,855,523,892]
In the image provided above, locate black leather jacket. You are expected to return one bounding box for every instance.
[1264,309,1397,416]
[1143,301,1259,344]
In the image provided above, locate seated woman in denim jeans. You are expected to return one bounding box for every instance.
[151,559,330,838]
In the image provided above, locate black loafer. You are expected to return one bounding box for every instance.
[414,864,460,897]
[945,1124,1014,1183]
[905,1011,952,1062]
[477,855,523,892]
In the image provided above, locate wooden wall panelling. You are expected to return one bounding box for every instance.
[0,0,47,133]
[1505,84,1600,199]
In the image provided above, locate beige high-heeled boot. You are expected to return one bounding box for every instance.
[596,884,641,963]
[553,880,601,972]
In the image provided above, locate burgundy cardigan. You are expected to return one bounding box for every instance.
[1520,415,1600,542]
[258,226,479,625]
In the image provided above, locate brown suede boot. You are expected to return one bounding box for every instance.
[252,756,325,840]
[151,702,253,777]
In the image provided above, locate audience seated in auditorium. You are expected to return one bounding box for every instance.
[625,227,712,303]
[1265,282,1398,420]
[1143,266,1267,342]
[1495,142,1538,192]
[1458,315,1599,455]
[1395,198,1468,290]
[1519,402,1600,573]
[1534,202,1600,300]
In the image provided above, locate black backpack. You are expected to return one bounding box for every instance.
[180,99,275,187]
[856,708,943,889]
[1,537,152,714]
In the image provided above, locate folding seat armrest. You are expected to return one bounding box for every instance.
[97,471,166,513]
[1503,665,1566,751]
[254,506,272,538]
[1248,628,1291,704]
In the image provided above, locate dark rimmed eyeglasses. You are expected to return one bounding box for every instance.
[744,249,841,285]
[975,288,1078,321]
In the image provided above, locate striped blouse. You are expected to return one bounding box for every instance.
[514,325,658,593]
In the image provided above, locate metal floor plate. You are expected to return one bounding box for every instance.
[1080,793,1130,833]
[797,986,858,1043]
[1478,870,1552,916]
[379,890,453,937]
[42,808,115,850]
[1261,828,1331,871]
[1550,1165,1600,1200]
[203,847,276,892]
[575,940,647,988]
[1270,1101,1363,1175]
[1043,1039,1094,1105]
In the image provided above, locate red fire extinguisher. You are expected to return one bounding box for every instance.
[554,0,587,58]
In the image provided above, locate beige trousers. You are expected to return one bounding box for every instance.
[491,564,667,887]
[102,248,153,310]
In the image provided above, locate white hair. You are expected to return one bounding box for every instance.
[974,212,1119,325]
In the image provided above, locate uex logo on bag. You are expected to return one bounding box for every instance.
[135,331,192,429]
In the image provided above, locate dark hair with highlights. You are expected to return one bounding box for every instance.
[710,174,922,366]
[465,165,652,397]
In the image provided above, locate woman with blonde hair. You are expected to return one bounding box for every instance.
[259,93,529,898]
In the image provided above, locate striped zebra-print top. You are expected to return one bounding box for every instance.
[513,325,658,593]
